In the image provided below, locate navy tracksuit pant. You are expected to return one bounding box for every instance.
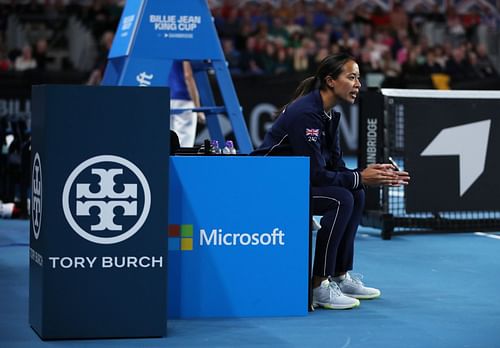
[311,186,365,277]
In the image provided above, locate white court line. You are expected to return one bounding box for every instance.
[474,232,500,240]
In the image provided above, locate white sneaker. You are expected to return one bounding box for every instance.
[335,273,381,300]
[312,279,360,310]
[0,202,15,218]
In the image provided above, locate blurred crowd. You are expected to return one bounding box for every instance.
[0,0,122,78]
[0,0,499,87]
[211,0,500,87]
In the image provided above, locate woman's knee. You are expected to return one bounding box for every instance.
[352,189,365,211]
[352,189,365,203]
[339,188,355,212]
[312,186,358,216]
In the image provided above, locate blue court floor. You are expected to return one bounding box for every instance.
[1,218,500,348]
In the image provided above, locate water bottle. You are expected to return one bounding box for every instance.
[210,140,221,154]
[202,139,211,154]
[222,140,237,155]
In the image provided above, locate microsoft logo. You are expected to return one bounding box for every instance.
[168,225,286,250]
[168,224,193,251]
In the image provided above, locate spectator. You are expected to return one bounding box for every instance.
[358,47,377,74]
[86,30,114,85]
[274,45,292,75]
[0,34,10,72]
[408,3,428,41]
[363,37,387,71]
[312,47,329,72]
[14,45,37,72]
[475,43,499,77]
[445,45,471,82]
[434,44,448,69]
[222,38,242,74]
[380,50,401,78]
[337,29,356,52]
[445,6,466,46]
[389,2,409,32]
[396,35,412,65]
[33,38,49,71]
[421,47,444,75]
[94,30,114,76]
[288,30,304,49]
[461,8,481,42]
[371,5,390,28]
[239,36,263,75]
[467,51,485,79]
[0,51,10,72]
[269,17,289,44]
[87,0,112,40]
[216,6,241,40]
[292,46,309,73]
[401,46,423,79]
[256,40,278,74]
[234,21,253,53]
[314,29,330,50]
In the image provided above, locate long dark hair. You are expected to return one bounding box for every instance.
[275,53,355,117]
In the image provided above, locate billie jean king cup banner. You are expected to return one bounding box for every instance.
[110,0,224,60]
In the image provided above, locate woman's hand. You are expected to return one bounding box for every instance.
[391,169,410,186]
[360,163,410,187]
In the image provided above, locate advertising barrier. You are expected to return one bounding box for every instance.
[403,92,500,211]
[358,90,385,211]
[359,88,500,239]
[29,85,170,339]
[168,156,310,318]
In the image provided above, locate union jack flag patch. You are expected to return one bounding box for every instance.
[306,128,320,142]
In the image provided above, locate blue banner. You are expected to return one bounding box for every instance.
[29,85,170,339]
[168,156,310,318]
[108,0,144,58]
[109,0,224,60]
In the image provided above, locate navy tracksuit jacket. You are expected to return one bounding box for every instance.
[252,89,365,277]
